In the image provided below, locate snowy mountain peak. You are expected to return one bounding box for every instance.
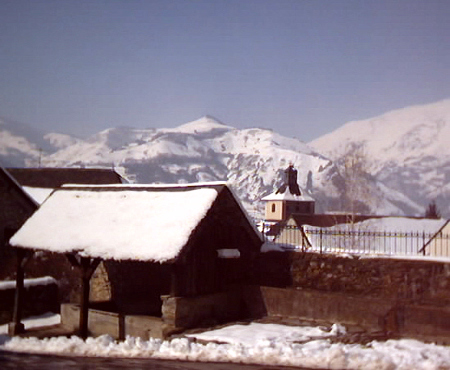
[5,101,448,217]
[173,116,234,134]
[310,98,450,160]
[44,133,81,150]
[310,98,450,216]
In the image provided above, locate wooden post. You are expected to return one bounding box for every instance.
[170,263,184,297]
[66,254,100,339]
[8,249,31,335]
[79,257,90,339]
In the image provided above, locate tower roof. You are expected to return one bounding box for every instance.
[262,165,314,202]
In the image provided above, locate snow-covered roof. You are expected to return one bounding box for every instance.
[62,181,228,189]
[10,184,223,262]
[22,186,54,205]
[262,191,314,202]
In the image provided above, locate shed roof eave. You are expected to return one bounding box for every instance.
[9,242,182,264]
[9,185,221,262]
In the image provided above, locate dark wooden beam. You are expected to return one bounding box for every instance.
[170,263,183,297]
[65,252,82,268]
[78,256,100,339]
[8,248,32,335]
[66,253,100,339]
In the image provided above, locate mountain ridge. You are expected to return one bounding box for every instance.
[310,98,450,216]
[2,103,446,217]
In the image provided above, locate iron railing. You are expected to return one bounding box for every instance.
[263,224,450,257]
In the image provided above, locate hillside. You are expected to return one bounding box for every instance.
[310,99,450,217]
[0,114,428,219]
[42,116,347,217]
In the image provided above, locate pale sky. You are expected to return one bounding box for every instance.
[1,0,449,142]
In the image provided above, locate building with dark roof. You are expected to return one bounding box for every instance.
[8,182,263,338]
[6,167,123,188]
[0,167,123,278]
[262,165,315,222]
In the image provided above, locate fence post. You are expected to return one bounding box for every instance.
[320,228,323,254]
[423,231,426,256]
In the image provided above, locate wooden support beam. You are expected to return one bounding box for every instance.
[79,256,100,339]
[8,248,32,336]
[66,253,100,339]
[170,263,183,297]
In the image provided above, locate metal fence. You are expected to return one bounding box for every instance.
[264,224,450,257]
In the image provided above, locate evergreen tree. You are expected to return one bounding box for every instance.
[425,200,441,219]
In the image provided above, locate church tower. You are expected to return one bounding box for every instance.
[262,165,315,222]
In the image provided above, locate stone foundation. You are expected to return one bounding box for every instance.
[61,303,171,339]
[61,288,246,339]
[161,289,244,329]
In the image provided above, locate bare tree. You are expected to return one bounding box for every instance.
[340,143,374,218]
[334,143,381,249]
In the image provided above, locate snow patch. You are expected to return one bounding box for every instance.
[1,317,450,369]
[0,276,57,291]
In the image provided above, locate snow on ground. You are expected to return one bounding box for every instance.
[186,322,346,346]
[1,314,450,369]
[0,313,60,334]
[301,217,449,256]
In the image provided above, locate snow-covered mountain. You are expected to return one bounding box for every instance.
[41,116,349,217]
[310,99,450,217]
[1,112,434,218]
[0,117,46,167]
[0,117,79,167]
[43,133,81,150]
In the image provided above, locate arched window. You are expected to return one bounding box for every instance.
[271,203,276,213]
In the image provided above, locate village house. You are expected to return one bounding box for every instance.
[262,165,450,257]
[8,182,263,338]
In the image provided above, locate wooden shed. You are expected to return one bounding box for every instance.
[9,183,263,338]
[1,167,124,331]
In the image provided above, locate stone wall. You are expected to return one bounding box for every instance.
[161,289,245,329]
[61,289,247,340]
[243,286,450,342]
[253,251,450,341]
[61,304,168,339]
[256,251,450,304]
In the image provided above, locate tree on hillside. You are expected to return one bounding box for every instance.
[425,200,441,219]
[335,143,384,251]
[340,143,376,217]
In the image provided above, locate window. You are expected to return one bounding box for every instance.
[271,203,276,213]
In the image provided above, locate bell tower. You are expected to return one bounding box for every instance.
[262,165,315,221]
